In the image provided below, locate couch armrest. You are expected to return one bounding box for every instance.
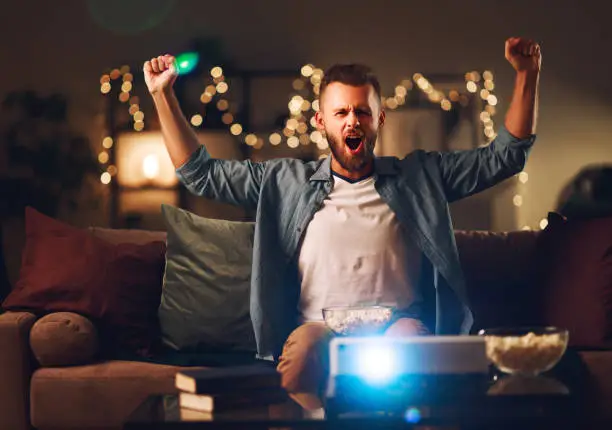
[0,311,37,430]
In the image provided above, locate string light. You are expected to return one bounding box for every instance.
[98,63,500,186]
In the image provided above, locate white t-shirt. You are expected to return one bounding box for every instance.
[298,174,422,322]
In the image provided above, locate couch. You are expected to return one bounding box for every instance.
[1,218,612,430]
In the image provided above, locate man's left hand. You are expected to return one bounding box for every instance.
[505,37,541,73]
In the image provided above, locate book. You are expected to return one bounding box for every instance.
[175,363,281,395]
[179,388,289,413]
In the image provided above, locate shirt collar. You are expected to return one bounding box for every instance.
[309,154,399,181]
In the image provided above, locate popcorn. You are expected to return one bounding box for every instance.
[485,332,567,374]
[324,307,393,336]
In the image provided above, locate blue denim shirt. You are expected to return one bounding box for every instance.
[176,126,535,360]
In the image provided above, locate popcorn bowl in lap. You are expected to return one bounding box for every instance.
[322,305,394,336]
[478,326,569,376]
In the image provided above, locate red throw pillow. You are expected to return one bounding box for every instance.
[2,207,166,357]
[535,212,612,349]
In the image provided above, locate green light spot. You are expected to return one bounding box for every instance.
[175,52,199,75]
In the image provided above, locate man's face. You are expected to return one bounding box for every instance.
[315,82,385,174]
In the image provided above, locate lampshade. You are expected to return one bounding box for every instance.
[115,131,178,188]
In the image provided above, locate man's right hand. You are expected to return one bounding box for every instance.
[143,54,178,95]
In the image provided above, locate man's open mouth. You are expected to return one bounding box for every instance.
[345,135,364,153]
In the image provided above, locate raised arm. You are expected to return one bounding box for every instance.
[143,55,264,209]
[434,37,541,202]
[503,37,541,138]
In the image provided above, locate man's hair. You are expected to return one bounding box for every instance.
[320,64,382,101]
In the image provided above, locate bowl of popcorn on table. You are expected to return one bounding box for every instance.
[322,305,394,336]
[478,326,569,376]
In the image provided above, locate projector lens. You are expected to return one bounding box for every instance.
[357,344,396,383]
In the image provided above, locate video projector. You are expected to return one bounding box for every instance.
[324,335,490,416]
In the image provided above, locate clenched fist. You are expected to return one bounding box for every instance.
[143,54,178,95]
[505,38,541,73]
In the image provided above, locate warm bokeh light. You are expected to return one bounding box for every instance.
[269,133,282,145]
[316,138,329,150]
[222,113,234,124]
[110,69,121,80]
[293,79,305,90]
[287,136,299,148]
[98,151,109,164]
[190,114,203,127]
[230,124,243,135]
[216,99,229,111]
[286,118,299,130]
[513,195,523,207]
[245,134,257,146]
[301,64,314,77]
[100,172,111,184]
[210,66,223,78]
[480,112,491,122]
[216,82,229,94]
[102,137,114,149]
[518,172,529,184]
[296,122,308,134]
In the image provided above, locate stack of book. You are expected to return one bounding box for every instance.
[175,362,288,413]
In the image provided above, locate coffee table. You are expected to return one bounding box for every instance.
[123,373,606,429]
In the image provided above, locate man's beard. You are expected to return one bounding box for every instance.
[326,131,377,173]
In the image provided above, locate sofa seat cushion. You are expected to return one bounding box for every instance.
[30,360,204,429]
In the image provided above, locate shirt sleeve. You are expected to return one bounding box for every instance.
[431,126,536,203]
[175,145,267,210]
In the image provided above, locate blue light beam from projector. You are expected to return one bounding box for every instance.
[175,52,199,76]
[356,344,396,384]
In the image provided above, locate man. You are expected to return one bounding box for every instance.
[143,37,540,408]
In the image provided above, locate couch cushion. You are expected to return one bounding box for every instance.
[89,226,166,245]
[158,204,256,353]
[30,312,98,367]
[454,230,544,332]
[534,213,612,348]
[2,207,166,357]
[30,360,202,429]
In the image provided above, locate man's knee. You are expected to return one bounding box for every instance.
[276,323,332,393]
[384,317,429,337]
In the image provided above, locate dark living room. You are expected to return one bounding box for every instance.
[1,1,612,429]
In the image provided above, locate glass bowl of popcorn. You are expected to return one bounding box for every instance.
[479,326,569,376]
[322,305,394,336]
